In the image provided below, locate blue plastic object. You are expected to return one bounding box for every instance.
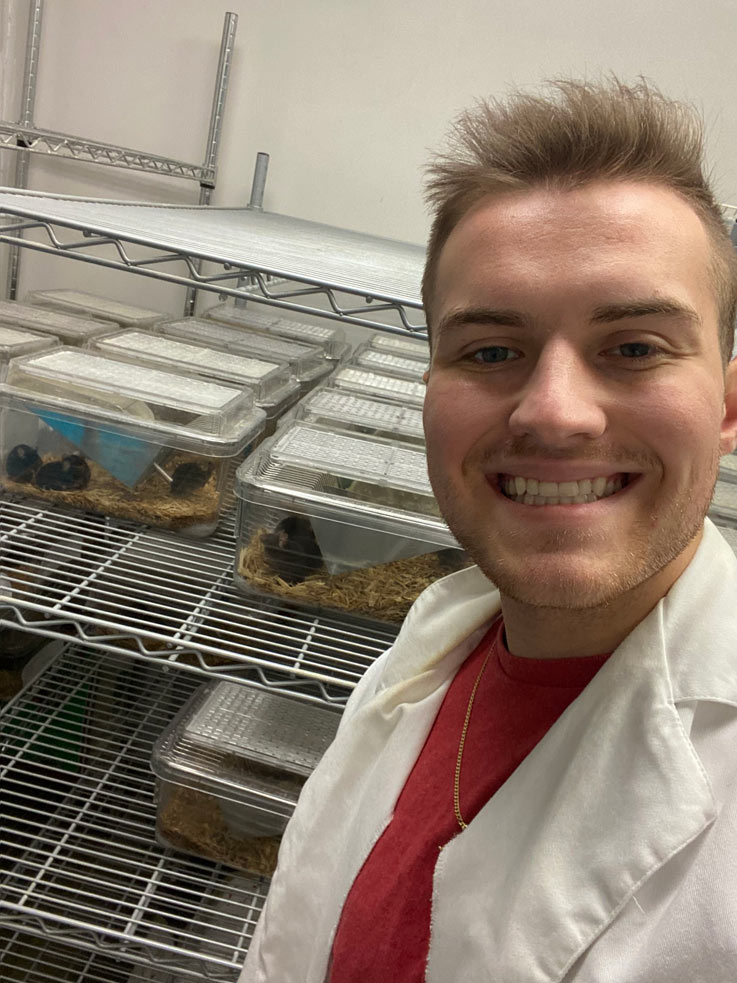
[32,407,160,487]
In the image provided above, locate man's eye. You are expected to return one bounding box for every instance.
[613,342,658,358]
[470,346,518,364]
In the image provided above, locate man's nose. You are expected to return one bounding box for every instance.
[508,341,607,444]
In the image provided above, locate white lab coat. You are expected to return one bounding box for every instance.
[239,518,737,983]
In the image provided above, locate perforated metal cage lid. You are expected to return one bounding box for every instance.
[0,299,112,342]
[3,347,266,451]
[203,303,280,331]
[353,346,427,380]
[27,288,164,326]
[93,329,299,406]
[368,332,429,360]
[236,422,453,541]
[158,317,330,383]
[330,366,425,406]
[276,424,429,491]
[0,324,58,358]
[151,681,340,805]
[296,387,425,441]
[204,302,348,359]
[183,682,339,776]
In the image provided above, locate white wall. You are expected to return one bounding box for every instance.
[3,0,737,319]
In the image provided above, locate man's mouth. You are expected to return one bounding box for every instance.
[497,472,634,505]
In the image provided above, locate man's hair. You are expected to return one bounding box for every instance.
[422,78,737,364]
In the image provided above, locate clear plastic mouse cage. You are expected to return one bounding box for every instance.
[234,422,468,624]
[0,348,266,536]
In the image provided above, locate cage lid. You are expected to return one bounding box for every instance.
[272,424,430,491]
[27,289,164,326]
[0,299,112,342]
[93,329,299,407]
[203,302,280,331]
[158,317,330,383]
[296,387,425,441]
[203,302,348,359]
[3,347,266,454]
[0,324,58,359]
[151,681,340,806]
[351,346,427,380]
[367,333,429,361]
[236,420,451,534]
[330,366,425,406]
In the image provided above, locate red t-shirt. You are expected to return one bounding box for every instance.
[329,618,610,982]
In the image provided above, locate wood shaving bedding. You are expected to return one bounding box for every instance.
[238,529,469,624]
[158,784,281,877]
[1,450,221,531]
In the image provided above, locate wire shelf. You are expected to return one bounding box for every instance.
[0,498,396,707]
[0,926,181,982]
[0,646,268,980]
[0,190,427,333]
[0,124,214,185]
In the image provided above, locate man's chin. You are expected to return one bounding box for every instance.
[472,555,637,611]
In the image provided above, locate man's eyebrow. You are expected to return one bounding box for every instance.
[434,300,702,337]
[435,308,530,335]
[590,299,702,325]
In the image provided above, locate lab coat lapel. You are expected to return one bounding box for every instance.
[426,525,737,983]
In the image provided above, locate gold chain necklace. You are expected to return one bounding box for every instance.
[453,648,492,831]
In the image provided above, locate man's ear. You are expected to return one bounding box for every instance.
[719,357,737,455]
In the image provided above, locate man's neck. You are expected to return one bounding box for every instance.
[500,537,700,660]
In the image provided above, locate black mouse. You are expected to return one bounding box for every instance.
[5,444,41,483]
[35,454,91,491]
[261,514,324,584]
[170,461,213,497]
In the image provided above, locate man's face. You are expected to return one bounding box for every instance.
[423,181,737,609]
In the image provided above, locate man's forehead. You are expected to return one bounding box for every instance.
[444,180,710,249]
[434,181,715,300]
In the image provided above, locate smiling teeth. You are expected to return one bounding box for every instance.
[502,475,624,505]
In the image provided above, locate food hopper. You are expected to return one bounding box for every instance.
[90,329,300,437]
[0,347,266,536]
[349,343,428,381]
[0,325,59,378]
[365,331,429,362]
[328,365,425,407]
[0,299,114,346]
[26,288,165,328]
[151,680,340,876]
[289,386,425,446]
[234,421,467,624]
[203,302,350,361]
[155,317,334,396]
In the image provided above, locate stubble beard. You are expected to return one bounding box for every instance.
[431,454,719,612]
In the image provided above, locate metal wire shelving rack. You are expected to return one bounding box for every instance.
[0,646,270,981]
[0,7,424,960]
[1,2,238,315]
[0,498,397,707]
[0,188,428,333]
[0,41,425,967]
[0,929,179,983]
